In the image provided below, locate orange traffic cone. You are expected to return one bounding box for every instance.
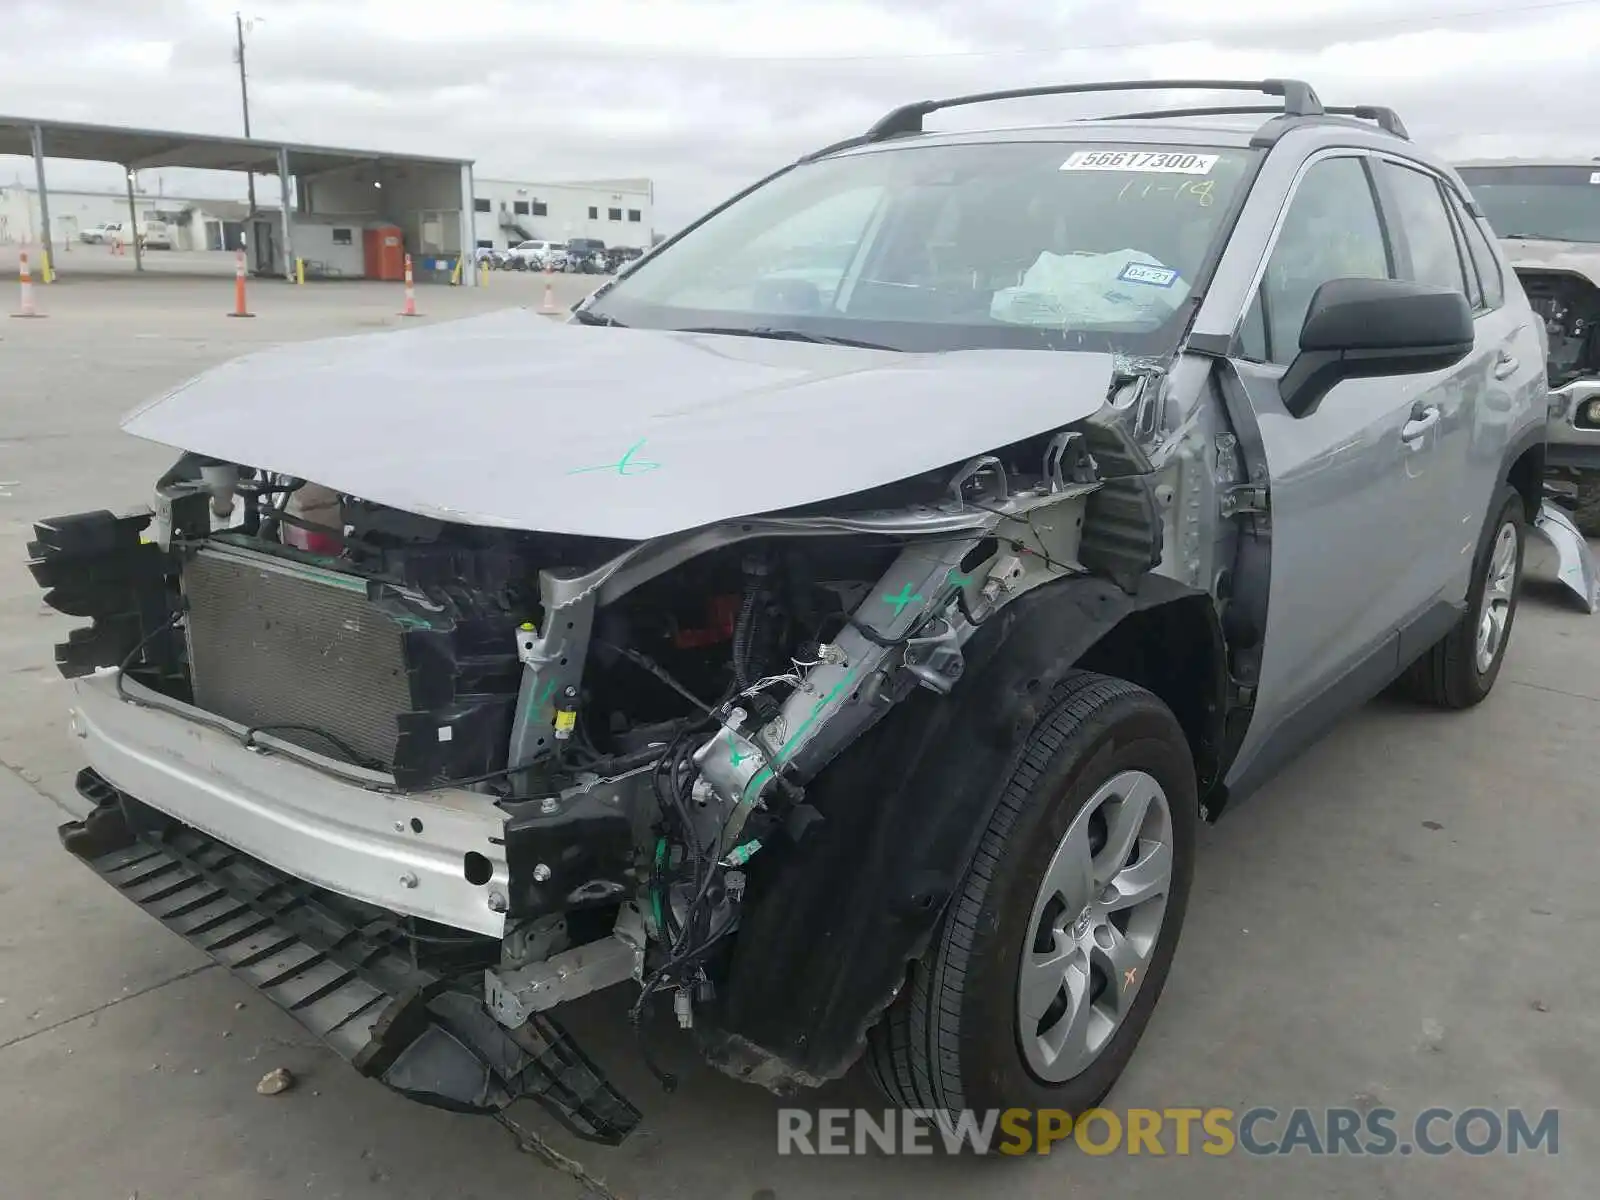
[539,267,561,315]
[11,252,44,319]
[227,249,254,318]
[400,254,418,317]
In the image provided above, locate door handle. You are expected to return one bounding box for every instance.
[1402,406,1440,444]
[1493,350,1519,380]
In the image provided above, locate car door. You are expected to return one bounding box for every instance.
[1439,177,1546,551]
[1224,151,1452,773]
[1370,157,1498,601]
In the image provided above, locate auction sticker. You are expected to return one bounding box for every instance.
[1062,150,1218,174]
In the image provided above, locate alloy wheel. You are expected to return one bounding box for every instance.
[1017,769,1174,1083]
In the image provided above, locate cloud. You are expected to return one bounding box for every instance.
[1,0,1597,229]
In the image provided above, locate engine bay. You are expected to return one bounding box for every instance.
[1521,269,1600,388]
[29,416,1145,1060]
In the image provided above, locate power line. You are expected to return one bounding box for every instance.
[689,0,1600,64]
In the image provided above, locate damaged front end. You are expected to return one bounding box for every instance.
[31,392,1162,1138]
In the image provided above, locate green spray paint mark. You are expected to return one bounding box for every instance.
[882,582,924,617]
[566,438,662,477]
[946,568,973,590]
[727,733,751,768]
[651,838,668,934]
[523,678,558,723]
[740,669,856,803]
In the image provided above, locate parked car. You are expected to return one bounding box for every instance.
[507,239,566,270]
[604,246,645,274]
[79,223,116,244]
[1457,159,1600,533]
[95,220,170,250]
[27,79,1594,1152]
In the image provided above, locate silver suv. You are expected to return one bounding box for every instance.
[27,80,1567,1146]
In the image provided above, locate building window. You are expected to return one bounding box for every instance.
[608,208,622,221]
[513,200,529,216]
[332,227,353,246]
[532,201,548,216]
[588,206,598,220]
[627,209,641,222]
[476,239,494,249]
[473,197,491,213]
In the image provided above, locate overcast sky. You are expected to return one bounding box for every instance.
[3,0,1598,231]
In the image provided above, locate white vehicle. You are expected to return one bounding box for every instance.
[97,220,172,250]
[507,239,566,270]
[79,223,116,245]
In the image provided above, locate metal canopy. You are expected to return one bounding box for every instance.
[0,114,471,175]
[1,114,478,288]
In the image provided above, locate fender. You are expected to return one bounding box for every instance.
[700,571,1220,1090]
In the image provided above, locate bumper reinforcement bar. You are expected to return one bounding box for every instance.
[61,768,641,1144]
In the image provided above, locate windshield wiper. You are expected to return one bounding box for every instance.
[570,307,626,327]
[677,325,898,351]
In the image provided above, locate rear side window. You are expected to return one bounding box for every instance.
[1381,163,1469,296]
[1447,189,1506,310]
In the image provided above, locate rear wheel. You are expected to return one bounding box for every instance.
[1401,484,1525,708]
[866,672,1196,1126]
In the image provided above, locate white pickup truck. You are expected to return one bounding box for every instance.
[96,220,173,250]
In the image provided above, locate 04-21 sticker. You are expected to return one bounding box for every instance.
[1062,150,1219,175]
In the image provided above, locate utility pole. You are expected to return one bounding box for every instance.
[234,12,256,215]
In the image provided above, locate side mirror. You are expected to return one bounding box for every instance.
[1280,277,1474,418]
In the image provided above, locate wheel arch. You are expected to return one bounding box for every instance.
[700,572,1224,1092]
[1505,436,1546,524]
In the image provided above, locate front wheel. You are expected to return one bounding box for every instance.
[867,671,1196,1124]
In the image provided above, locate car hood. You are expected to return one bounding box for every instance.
[1498,237,1600,288]
[123,308,1118,540]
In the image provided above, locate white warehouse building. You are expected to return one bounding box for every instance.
[471,177,654,251]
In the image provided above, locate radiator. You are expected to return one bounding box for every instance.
[181,543,415,768]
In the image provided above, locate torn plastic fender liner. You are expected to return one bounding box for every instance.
[702,572,1221,1089]
[1531,500,1600,613]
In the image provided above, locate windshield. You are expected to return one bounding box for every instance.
[586,140,1255,354]
[1458,165,1600,243]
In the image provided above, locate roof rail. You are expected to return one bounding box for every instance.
[1096,102,1410,141]
[859,79,1323,143]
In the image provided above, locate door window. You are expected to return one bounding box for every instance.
[1382,163,1470,296]
[1446,188,1506,310]
[1242,155,1393,366]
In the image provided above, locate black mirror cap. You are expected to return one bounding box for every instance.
[1281,277,1475,418]
[1299,276,1473,354]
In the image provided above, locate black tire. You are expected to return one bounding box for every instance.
[866,671,1197,1127]
[1400,484,1526,709]
[1571,477,1600,538]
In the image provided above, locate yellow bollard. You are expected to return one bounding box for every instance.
[479,261,489,286]
[295,257,305,285]
[41,250,54,284]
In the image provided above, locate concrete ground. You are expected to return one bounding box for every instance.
[0,275,1594,1199]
